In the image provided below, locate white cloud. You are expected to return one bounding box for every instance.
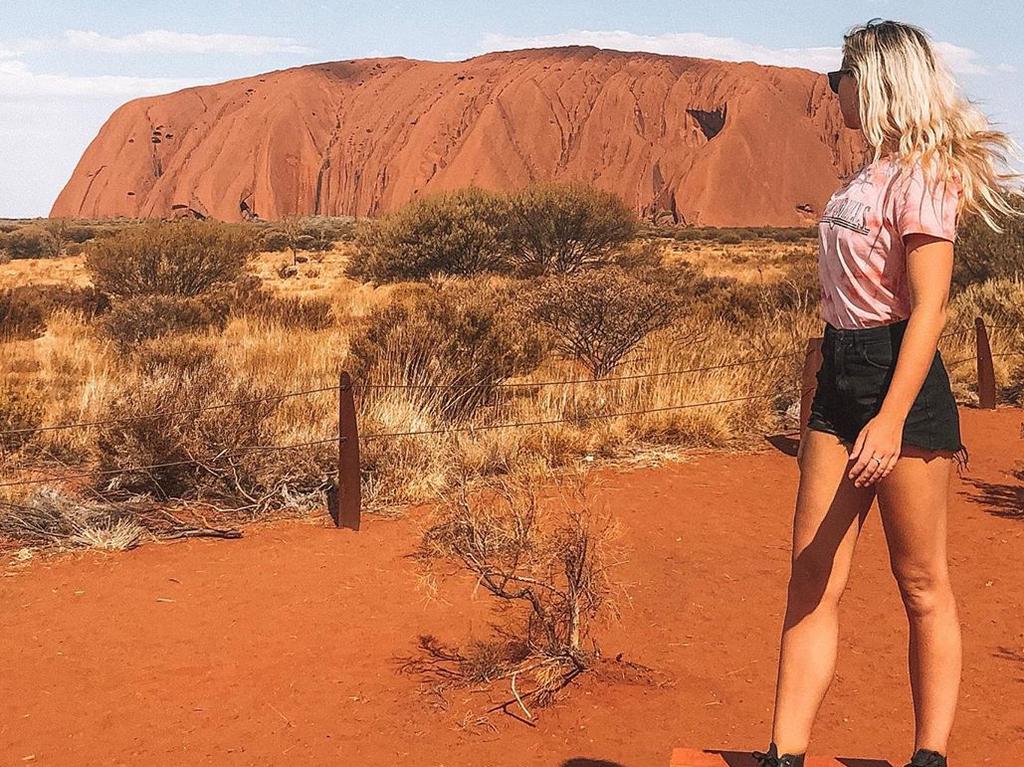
[473,29,1003,77]
[931,41,1002,76]
[0,58,214,99]
[61,29,316,56]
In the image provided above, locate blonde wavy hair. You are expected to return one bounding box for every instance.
[841,17,1024,231]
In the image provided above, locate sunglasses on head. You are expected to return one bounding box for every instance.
[828,68,853,95]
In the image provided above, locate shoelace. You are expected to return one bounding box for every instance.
[751,749,780,767]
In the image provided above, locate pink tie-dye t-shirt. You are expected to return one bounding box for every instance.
[817,154,962,329]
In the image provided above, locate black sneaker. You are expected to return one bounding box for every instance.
[905,748,947,767]
[751,741,806,767]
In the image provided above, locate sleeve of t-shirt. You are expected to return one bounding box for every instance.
[893,163,961,242]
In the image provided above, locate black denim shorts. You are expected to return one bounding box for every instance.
[806,317,970,471]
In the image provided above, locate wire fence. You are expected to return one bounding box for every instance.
[1,319,1021,495]
[2,322,1013,440]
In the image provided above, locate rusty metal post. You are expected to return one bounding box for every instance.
[328,371,361,530]
[975,317,996,410]
[799,336,824,441]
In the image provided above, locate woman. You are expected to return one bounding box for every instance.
[752,18,1024,767]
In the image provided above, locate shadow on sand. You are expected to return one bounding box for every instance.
[689,750,897,767]
[962,475,1024,520]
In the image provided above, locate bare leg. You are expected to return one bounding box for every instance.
[771,429,877,754]
[875,445,961,755]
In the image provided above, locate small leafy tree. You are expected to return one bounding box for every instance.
[524,266,681,378]
[42,218,73,258]
[86,219,257,298]
[954,200,1024,288]
[347,187,510,282]
[86,220,257,349]
[503,181,640,275]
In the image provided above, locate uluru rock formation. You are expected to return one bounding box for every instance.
[51,46,869,226]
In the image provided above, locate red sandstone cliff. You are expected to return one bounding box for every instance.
[51,46,869,226]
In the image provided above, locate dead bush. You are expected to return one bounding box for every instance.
[131,335,220,377]
[228,273,334,329]
[523,266,681,378]
[408,472,628,716]
[248,294,334,329]
[0,487,143,550]
[94,356,330,512]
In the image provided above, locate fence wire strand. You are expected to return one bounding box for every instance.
[2,321,1015,441]
[0,437,338,490]
[359,390,784,440]
[0,384,340,439]
[358,350,805,391]
[1,319,1019,490]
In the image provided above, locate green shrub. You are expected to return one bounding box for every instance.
[0,289,47,340]
[503,181,639,275]
[0,226,49,259]
[347,277,545,419]
[259,228,291,252]
[298,216,356,249]
[85,219,258,298]
[955,204,1024,288]
[348,187,510,282]
[769,229,806,242]
[102,293,231,350]
[0,386,43,453]
[65,224,97,244]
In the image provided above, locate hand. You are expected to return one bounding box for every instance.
[848,411,904,487]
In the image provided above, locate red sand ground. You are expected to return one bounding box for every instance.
[2,406,1022,767]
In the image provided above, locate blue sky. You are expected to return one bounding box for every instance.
[1,1,1021,218]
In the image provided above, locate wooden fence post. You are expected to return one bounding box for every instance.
[799,336,824,441]
[328,370,361,530]
[975,317,996,410]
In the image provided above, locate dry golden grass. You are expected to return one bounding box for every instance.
[2,240,1021,529]
[0,254,90,289]
[662,238,817,283]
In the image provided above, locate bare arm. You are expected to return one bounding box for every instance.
[878,232,953,421]
[847,232,954,485]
